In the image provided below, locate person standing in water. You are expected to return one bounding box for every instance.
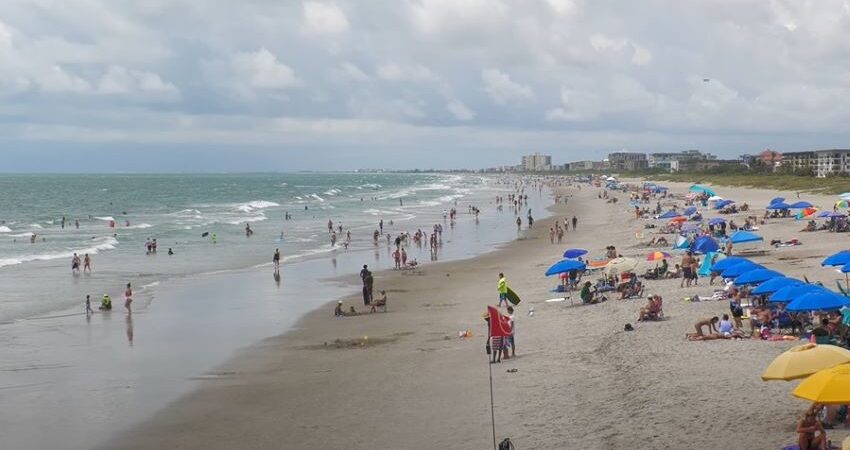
[124,283,133,314]
[273,248,281,272]
[83,254,92,273]
[85,294,93,315]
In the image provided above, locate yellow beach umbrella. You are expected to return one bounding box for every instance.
[792,363,850,404]
[844,435,850,450]
[761,344,850,381]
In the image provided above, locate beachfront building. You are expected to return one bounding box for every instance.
[608,152,648,171]
[521,153,552,172]
[648,150,716,172]
[814,149,850,177]
[567,160,608,171]
[779,151,816,174]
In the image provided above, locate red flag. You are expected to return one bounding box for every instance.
[487,305,512,338]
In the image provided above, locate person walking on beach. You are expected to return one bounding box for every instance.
[571,215,578,230]
[363,272,374,306]
[360,265,369,283]
[401,248,407,267]
[507,305,516,358]
[83,254,91,273]
[680,252,694,288]
[273,248,281,272]
[85,294,93,315]
[124,283,133,314]
[498,273,509,307]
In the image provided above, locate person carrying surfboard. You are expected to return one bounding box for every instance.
[498,273,508,307]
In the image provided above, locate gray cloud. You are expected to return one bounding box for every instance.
[2,0,850,171]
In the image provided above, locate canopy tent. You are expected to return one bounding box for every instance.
[766,202,791,210]
[689,185,716,197]
[673,235,690,250]
[733,268,784,286]
[720,261,764,278]
[770,284,826,303]
[789,201,814,209]
[787,290,850,312]
[728,230,763,244]
[658,210,681,219]
[710,256,748,272]
[751,277,802,295]
[691,235,719,254]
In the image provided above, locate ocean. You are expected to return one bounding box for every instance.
[0,172,534,322]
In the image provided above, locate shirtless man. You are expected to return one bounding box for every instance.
[687,316,719,338]
[83,254,92,273]
[680,251,694,288]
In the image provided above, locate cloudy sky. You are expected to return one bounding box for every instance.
[2,0,850,171]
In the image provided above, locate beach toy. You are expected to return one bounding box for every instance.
[761,343,850,381]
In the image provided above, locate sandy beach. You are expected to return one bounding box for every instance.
[99,179,850,450]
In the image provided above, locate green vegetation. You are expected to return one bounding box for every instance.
[636,171,849,195]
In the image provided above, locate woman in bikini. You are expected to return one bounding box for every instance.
[797,407,828,450]
[124,283,133,314]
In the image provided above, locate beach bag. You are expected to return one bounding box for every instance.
[498,438,514,450]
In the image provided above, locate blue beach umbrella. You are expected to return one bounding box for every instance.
[683,206,697,216]
[545,259,587,276]
[822,212,845,219]
[789,201,814,209]
[691,235,719,254]
[733,269,784,286]
[770,284,825,303]
[767,202,791,210]
[709,218,726,226]
[770,197,786,205]
[563,248,588,259]
[822,251,850,267]
[714,200,734,209]
[659,210,681,219]
[787,290,850,312]
[711,256,748,272]
[752,277,802,295]
[729,230,763,244]
[721,261,764,278]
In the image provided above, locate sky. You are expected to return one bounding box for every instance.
[3,0,850,172]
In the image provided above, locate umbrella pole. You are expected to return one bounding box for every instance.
[488,353,497,450]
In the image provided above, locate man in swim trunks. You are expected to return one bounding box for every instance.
[680,251,694,288]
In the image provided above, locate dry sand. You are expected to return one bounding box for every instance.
[101,180,850,450]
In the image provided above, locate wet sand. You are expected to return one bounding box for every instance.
[94,181,850,449]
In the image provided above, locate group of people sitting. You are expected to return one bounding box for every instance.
[637,295,663,321]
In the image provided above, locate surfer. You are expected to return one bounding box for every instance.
[498,273,508,307]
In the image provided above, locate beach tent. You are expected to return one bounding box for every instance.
[822,251,850,267]
[691,236,719,254]
[714,200,734,209]
[697,252,720,277]
[683,206,697,216]
[733,268,784,286]
[792,363,850,405]
[545,259,587,276]
[720,261,763,278]
[766,202,791,210]
[761,344,850,381]
[563,248,588,259]
[787,290,850,312]
[751,277,802,295]
[673,236,690,250]
[689,184,716,197]
[658,210,681,219]
[790,201,814,209]
[711,256,748,272]
[708,196,723,201]
[708,218,726,226]
[769,197,786,205]
[770,284,825,303]
[729,230,763,244]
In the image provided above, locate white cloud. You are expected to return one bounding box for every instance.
[230,48,300,89]
[376,62,439,83]
[36,65,92,93]
[546,0,578,16]
[447,99,475,121]
[481,69,534,105]
[589,34,628,52]
[302,2,350,36]
[631,44,652,65]
[97,65,178,96]
[337,62,370,81]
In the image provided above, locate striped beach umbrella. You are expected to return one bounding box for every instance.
[646,251,671,261]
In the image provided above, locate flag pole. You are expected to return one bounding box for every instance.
[488,352,497,450]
